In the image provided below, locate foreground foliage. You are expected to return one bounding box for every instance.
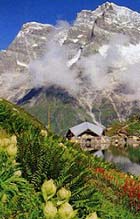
[0,140,98,219]
[0,151,43,219]
[0,98,140,219]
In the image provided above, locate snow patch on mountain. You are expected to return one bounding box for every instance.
[67,49,82,67]
[17,60,28,68]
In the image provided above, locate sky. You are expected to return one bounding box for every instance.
[0,0,140,50]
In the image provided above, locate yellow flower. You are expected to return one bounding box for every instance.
[43,201,57,219]
[12,159,17,165]
[1,194,7,203]
[59,143,67,148]
[41,179,57,201]
[58,202,76,219]
[14,170,22,177]
[40,130,48,137]
[11,135,17,145]
[57,187,71,201]
[6,144,17,157]
[86,212,98,219]
[2,138,10,147]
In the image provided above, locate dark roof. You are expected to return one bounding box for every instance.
[69,122,104,137]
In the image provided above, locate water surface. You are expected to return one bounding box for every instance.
[104,150,140,176]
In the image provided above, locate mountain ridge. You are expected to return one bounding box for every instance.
[0,2,140,133]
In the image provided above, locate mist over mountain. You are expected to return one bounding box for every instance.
[1,2,140,133]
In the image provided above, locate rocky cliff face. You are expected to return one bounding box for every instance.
[0,23,54,100]
[1,2,140,133]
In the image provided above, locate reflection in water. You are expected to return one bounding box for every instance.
[104,150,140,176]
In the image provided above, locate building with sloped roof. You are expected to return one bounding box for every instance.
[66,122,105,138]
[66,122,109,151]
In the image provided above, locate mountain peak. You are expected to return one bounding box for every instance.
[15,22,54,40]
[1,2,140,127]
[98,1,140,18]
[75,1,140,35]
[22,22,53,30]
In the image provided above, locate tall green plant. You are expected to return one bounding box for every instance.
[0,151,44,219]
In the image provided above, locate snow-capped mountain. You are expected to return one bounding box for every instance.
[1,2,140,133]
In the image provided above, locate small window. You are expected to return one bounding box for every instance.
[85,138,91,147]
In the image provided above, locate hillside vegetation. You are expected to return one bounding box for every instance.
[22,92,91,135]
[106,115,140,137]
[0,98,140,219]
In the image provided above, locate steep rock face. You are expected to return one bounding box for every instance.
[8,22,54,58]
[0,2,140,133]
[0,22,54,100]
[65,2,140,50]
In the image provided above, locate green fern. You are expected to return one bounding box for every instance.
[0,151,44,219]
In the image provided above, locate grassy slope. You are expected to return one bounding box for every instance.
[106,115,140,137]
[22,94,117,134]
[0,98,46,132]
[22,93,91,135]
[0,98,140,218]
[92,98,118,126]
